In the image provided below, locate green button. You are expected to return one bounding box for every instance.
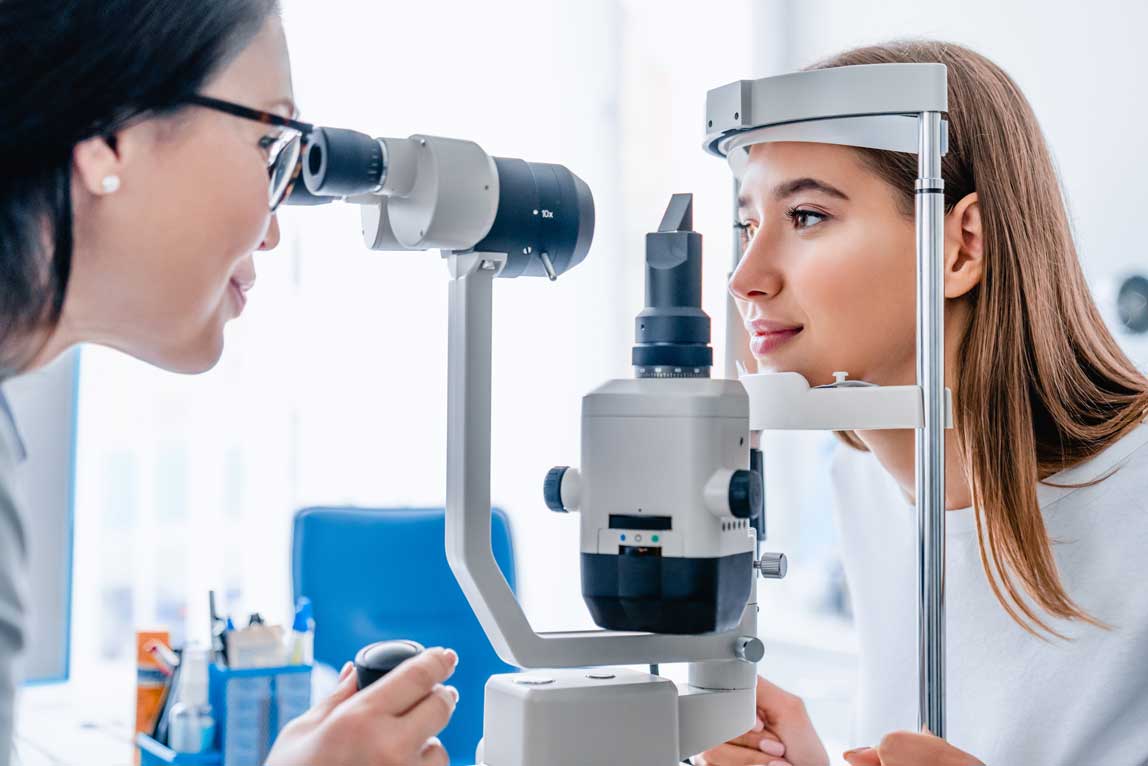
[652,535,660,543]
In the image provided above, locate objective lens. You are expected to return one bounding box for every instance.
[474,158,595,280]
[632,194,712,377]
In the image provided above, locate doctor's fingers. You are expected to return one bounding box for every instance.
[417,737,449,766]
[359,647,459,715]
[353,684,458,765]
[316,662,359,713]
[399,684,459,744]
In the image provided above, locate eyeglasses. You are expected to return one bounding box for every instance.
[185,94,315,211]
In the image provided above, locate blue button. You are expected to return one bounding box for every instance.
[620,534,626,542]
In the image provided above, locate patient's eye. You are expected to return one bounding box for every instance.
[785,206,828,230]
[735,220,758,249]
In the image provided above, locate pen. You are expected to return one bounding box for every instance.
[209,591,226,664]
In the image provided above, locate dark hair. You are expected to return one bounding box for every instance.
[0,0,281,376]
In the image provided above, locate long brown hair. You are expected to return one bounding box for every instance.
[815,41,1148,636]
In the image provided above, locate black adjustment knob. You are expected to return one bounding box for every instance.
[748,448,766,541]
[354,640,424,690]
[728,469,761,519]
[544,467,569,513]
[302,127,385,198]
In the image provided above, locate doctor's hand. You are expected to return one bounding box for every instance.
[695,676,829,766]
[842,730,982,766]
[266,647,460,766]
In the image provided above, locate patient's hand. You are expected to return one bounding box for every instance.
[266,646,459,766]
[695,676,829,766]
[842,730,982,766]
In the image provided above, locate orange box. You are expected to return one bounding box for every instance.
[134,630,171,764]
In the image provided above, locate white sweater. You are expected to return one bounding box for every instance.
[830,421,1148,765]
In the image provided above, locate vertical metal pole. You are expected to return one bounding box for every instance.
[725,178,746,381]
[916,111,946,737]
[726,179,762,557]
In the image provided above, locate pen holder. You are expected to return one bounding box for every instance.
[137,663,312,766]
[210,664,312,766]
[136,736,222,766]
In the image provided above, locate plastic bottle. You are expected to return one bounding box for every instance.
[169,643,216,753]
[286,597,315,665]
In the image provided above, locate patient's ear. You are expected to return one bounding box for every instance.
[943,192,983,299]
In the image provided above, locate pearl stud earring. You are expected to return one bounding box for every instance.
[101,175,121,194]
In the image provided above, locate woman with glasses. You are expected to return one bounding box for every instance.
[0,2,457,765]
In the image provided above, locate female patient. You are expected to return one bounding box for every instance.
[698,41,1148,766]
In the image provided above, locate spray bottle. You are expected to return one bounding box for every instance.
[168,642,216,753]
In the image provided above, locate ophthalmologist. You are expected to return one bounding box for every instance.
[0,2,459,765]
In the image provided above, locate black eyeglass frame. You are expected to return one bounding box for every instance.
[185,94,316,210]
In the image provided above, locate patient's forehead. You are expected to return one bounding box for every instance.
[739,142,892,210]
[745,141,866,181]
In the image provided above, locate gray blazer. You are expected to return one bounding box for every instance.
[0,391,27,766]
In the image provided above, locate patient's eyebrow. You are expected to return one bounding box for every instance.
[772,177,850,201]
[736,176,850,213]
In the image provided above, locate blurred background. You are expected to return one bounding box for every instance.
[13,0,1148,757]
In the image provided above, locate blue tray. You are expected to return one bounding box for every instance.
[138,663,311,766]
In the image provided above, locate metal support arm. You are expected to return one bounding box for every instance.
[442,252,753,669]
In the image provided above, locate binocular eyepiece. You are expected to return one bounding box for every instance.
[286,126,595,280]
[283,127,383,205]
[303,127,386,198]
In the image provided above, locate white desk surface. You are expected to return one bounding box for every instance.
[13,639,854,766]
[15,663,136,766]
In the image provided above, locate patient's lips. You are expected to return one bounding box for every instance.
[746,318,803,356]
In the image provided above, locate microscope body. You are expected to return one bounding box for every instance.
[545,193,763,637]
[488,373,763,766]
[480,195,770,766]
[575,377,755,634]
[291,127,772,764]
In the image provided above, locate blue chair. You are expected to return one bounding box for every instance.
[291,506,517,765]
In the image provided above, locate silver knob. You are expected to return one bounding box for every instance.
[735,636,765,663]
[755,553,788,579]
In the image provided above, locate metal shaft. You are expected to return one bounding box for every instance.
[915,111,946,737]
[725,178,746,381]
